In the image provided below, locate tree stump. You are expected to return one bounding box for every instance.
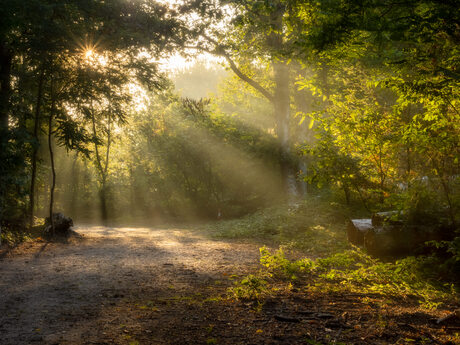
[44,213,73,236]
[348,212,409,256]
[347,219,373,246]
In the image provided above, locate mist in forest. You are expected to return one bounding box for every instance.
[172,59,228,99]
[29,60,285,226]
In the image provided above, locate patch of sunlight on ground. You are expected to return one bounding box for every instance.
[73,226,206,244]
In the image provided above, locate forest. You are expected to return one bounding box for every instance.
[0,0,459,344]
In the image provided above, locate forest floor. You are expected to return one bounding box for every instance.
[0,225,458,345]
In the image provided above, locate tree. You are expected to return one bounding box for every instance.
[291,0,459,222]
[179,0,318,198]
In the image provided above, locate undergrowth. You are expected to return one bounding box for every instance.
[211,199,458,309]
[0,218,45,247]
[229,246,458,310]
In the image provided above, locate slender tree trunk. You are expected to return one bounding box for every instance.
[352,181,371,213]
[90,103,111,225]
[69,153,79,216]
[0,43,12,244]
[0,42,11,140]
[29,67,45,227]
[343,184,351,205]
[269,4,298,199]
[101,110,111,223]
[374,146,386,204]
[433,159,457,228]
[48,88,56,235]
[273,62,297,198]
[99,176,108,223]
[406,146,411,189]
[293,65,314,196]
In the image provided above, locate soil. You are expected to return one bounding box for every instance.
[0,226,458,345]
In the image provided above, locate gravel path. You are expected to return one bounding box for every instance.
[0,226,261,345]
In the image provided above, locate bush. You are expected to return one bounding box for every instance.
[229,274,268,301]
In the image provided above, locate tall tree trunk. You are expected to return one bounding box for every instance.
[102,109,111,223]
[269,4,298,199]
[293,65,314,196]
[99,177,108,223]
[48,88,56,235]
[91,104,111,225]
[0,42,11,140]
[273,62,297,198]
[0,43,12,244]
[69,153,79,216]
[129,165,136,215]
[29,68,45,227]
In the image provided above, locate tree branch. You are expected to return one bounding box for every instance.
[185,35,275,103]
[223,54,274,103]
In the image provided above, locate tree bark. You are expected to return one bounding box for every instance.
[0,42,12,244]
[343,184,351,205]
[293,65,314,196]
[99,176,108,223]
[440,175,456,228]
[273,62,297,198]
[269,4,298,198]
[69,153,79,216]
[0,42,11,138]
[90,103,111,225]
[29,67,46,227]
[48,85,56,235]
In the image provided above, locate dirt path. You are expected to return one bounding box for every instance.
[0,226,261,345]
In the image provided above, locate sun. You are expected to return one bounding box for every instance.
[84,49,94,59]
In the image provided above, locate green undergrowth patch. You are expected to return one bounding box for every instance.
[0,230,33,246]
[0,218,46,246]
[229,246,458,310]
[206,199,350,256]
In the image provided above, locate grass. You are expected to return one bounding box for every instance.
[205,198,351,256]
